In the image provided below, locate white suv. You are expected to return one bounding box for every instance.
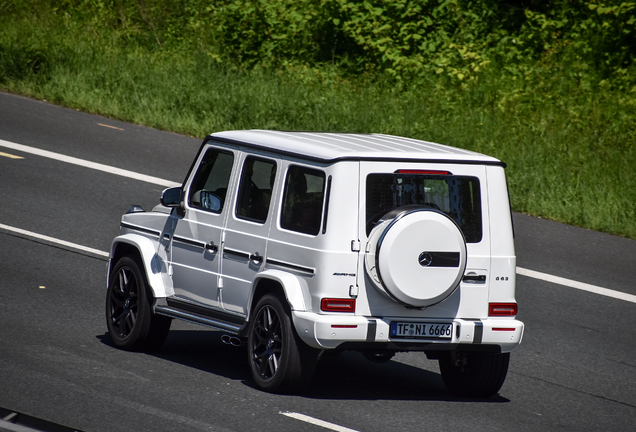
[106,130,524,397]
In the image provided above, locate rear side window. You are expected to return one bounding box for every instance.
[236,157,277,223]
[280,166,326,235]
[366,173,482,242]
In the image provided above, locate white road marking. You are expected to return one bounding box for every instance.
[0,223,109,258]
[0,139,180,188]
[1,141,634,305]
[1,221,635,305]
[281,412,360,432]
[516,266,636,304]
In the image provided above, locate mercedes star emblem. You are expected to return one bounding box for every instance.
[418,252,433,267]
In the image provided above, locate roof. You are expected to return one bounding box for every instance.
[208,130,503,165]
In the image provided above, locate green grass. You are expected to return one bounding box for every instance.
[1,10,635,239]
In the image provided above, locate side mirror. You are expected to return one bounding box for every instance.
[160,187,183,207]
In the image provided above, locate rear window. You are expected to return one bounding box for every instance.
[366,173,482,242]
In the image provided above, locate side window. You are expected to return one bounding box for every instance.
[188,148,234,213]
[235,157,277,223]
[280,165,326,235]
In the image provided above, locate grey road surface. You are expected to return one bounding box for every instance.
[1,91,635,432]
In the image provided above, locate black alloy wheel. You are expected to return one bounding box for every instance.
[248,294,317,393]
[106,256,171,351]
[108,263,139,340]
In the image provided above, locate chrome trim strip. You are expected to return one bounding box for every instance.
[462,275,486,284]
[120,222,161,237]
[266,258,315,275]
[172,235,206,249]
[223,247,250,260]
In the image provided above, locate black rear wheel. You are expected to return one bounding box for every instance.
[247,294,317,393]
[438,351,510,398]
[106,256,171,351]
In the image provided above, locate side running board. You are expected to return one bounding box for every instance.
[154,297,246,335]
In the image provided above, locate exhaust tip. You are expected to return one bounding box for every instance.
[221,335,243,346]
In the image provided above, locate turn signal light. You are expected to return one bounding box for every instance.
[488,303,517,316]
[321,298,356,313]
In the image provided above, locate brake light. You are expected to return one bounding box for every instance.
[321,298,356,312]
[395,169,452,175]
[489,303,517,316]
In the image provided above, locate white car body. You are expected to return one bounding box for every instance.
[106,130,524,396]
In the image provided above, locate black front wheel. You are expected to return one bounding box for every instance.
[247,294,317,394]
[105,255,171,351]
[438,351,510,398]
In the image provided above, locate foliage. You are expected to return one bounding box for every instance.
[4,0,635,84]
[518,1,636,88]
[0,0,635,238]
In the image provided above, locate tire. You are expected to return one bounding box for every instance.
[365,206,467,308]
[106,255,171,352]
[247,294,317,394]
[438,351,510,398]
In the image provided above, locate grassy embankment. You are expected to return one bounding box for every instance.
[1,1,635,238]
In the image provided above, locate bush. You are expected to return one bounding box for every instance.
[1,0,635,238]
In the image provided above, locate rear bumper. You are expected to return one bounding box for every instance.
[292,312,524,353]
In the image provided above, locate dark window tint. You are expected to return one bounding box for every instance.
[366,174,482,242]
[281,166,326,235]
[189,149,234,213]
[236,157,277,223]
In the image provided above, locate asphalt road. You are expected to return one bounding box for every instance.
[1,91,635,432]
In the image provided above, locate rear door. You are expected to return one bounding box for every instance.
[220,153,279,315]
[359,161,491,318]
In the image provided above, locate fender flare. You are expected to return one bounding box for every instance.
[108,233,171,298]
[250,269,311,316]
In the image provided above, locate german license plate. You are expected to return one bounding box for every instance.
[390,322,452,339]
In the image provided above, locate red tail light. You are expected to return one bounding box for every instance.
[489,303,517,316]
[321,298,356,312]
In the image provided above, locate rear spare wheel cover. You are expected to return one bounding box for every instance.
[365,208,467,307]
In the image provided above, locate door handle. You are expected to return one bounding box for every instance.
[249,252,263,264]
[206,241,218,253]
